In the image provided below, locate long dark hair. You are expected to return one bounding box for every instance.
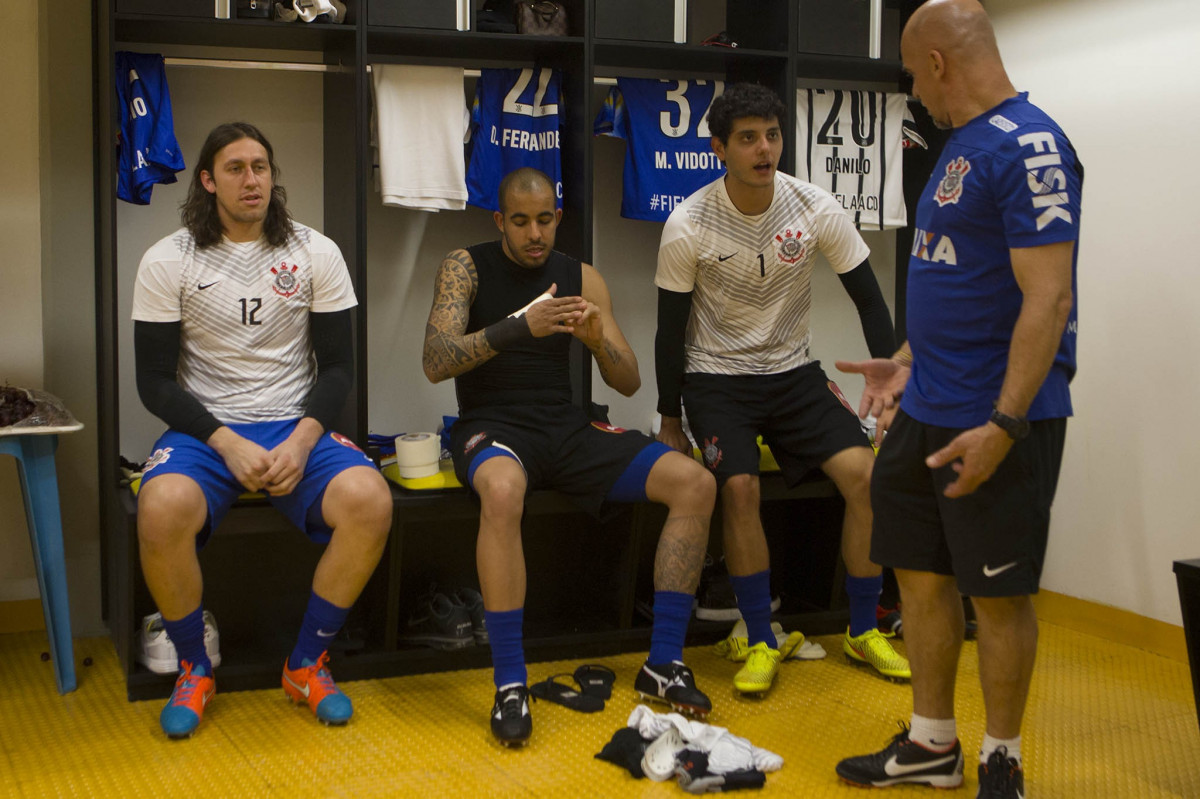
[181,122,293,248]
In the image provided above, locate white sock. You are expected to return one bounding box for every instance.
[910,713,957,751]
[981,733,1021,766]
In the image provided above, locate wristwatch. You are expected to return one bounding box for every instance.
[989,407,1030,441]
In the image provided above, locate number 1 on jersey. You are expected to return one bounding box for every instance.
[757,253,766,277]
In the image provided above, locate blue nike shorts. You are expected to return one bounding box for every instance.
[139,419,378,546]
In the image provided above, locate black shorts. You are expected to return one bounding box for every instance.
[682,361,870,488]
[870,409,1067,597]
[450,402,668,517]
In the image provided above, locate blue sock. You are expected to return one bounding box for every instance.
[485,608,526,688]
[846,574,884,637]
[729,570,774,647]
[647,590,693,665]
[289,591,350,670]
[162,606,211,675]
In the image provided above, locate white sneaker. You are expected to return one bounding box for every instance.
[137,611,222,674]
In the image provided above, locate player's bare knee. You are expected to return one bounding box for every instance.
[478,476,526,524]
[137,480,204,548]
[721,474,760,515]
[666,460,715,515]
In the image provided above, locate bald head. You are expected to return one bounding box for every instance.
[497,167,555,213]
[901,0,1015,128]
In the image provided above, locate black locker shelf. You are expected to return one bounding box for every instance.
[96,0,901,700]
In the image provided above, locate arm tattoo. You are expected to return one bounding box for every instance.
[592,338,624,385]
[422,250,499,381]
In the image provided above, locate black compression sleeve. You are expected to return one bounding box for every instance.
[134,320,224,443]
[305,309,354,433]
[838,260,897,359]
[483,315,532,350]
[655,288,693,417]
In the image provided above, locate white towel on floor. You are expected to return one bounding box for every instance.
[371,64,470,212]
[627,705,784,774]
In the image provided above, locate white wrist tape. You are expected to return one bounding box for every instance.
[508,291,554,319]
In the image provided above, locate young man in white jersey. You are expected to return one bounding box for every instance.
[132,122,392,739]
[655,83,909,695]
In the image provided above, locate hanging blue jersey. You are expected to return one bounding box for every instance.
[593,78,726,222]
[902,93,1082,428]
[115,51,185,205]
[466,67,563,211]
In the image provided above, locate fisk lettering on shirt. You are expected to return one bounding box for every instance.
[911,228,957,265]
[490,126,561,152]
[1016,131,1072,231]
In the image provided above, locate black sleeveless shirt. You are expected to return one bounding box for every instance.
[455,240,582,414]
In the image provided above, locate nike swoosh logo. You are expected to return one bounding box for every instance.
[198,281,220,290]
[883,753,957,776]
[717,252,738,262]
[983,561,1019,577]
[316,629,337,638]
[283,672,311,698]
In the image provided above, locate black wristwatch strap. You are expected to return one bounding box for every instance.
[989,406,1030,441]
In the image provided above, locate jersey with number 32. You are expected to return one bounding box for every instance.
[131,224,357,424]
[467,67,563,211]
[594,78,726,222]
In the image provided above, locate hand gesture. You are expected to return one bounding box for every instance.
[656,416,694,455]
[262,436,314,496]
[571,301,604,350]
[925,424,1013,498]
[522,283,588,337]
[835,358,910,420]
[209,428,272,492]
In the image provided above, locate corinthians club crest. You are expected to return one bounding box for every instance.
[934,156,971,206]
[270,262,300,297]
[774,228,807,264]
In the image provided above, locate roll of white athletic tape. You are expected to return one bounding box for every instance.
[394,432,440,478]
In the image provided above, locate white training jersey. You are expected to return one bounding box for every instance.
[795,89,908,230]
[656,172,870,376]
[132,223,357,424]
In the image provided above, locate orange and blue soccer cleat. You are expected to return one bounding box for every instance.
[282,650,353,725]
[160,660,215,739]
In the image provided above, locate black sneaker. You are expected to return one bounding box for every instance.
[977,747,1024,798]
[403,592,474,650]
[836,723,964,788]
[490,684,532,747]
[453,587,488,645]
[634,661,712,717]
[694,555,780,621]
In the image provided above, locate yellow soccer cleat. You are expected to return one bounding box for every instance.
[733,641,783,695]
[843,627,912,681]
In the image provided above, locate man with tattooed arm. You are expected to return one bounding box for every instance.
[422,167,716,747]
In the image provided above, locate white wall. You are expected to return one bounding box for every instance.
[990,0,1200,624]
[0,0,46,601]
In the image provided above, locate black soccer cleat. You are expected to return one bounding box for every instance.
[836,723,964,789]
[977,746,1025,798]
[490,684,532,747]
[634,661,712,718]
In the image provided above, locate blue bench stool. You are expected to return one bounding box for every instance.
[1,398,83,694]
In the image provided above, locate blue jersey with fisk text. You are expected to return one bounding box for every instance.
[467,67,563,211]
[115,51,185,205]
[903,93,1082,428]
[594,77,726,222]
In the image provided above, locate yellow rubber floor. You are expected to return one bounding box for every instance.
[2,622,1197,797]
